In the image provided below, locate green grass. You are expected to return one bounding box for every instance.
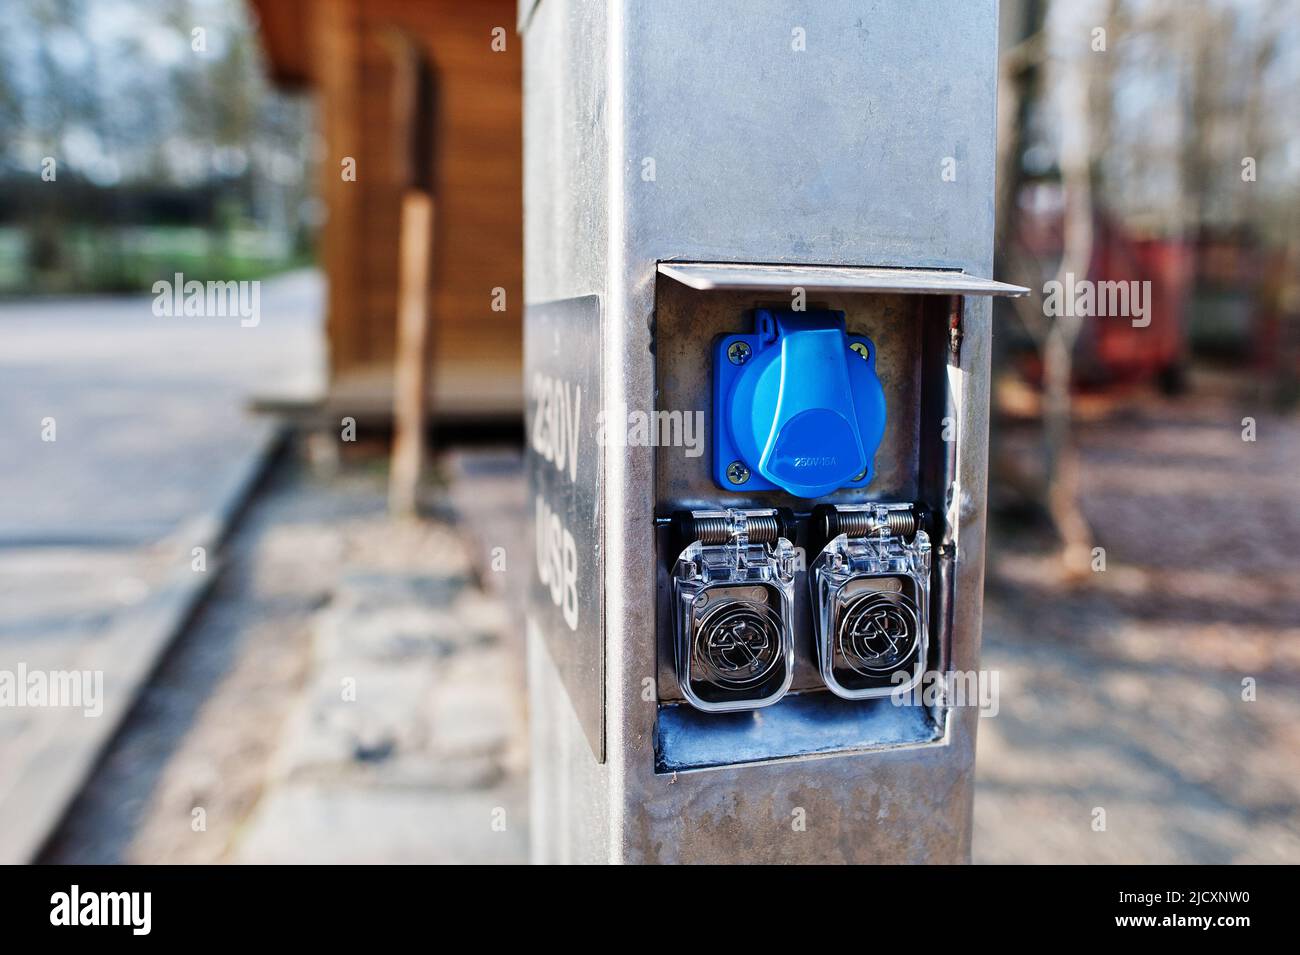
[0,226,315,297]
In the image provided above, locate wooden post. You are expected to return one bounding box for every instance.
[387,37,437,517]
[389,189,435,516]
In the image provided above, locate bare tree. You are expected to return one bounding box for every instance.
[1000,0,1123,577]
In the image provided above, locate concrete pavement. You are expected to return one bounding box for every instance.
[0,269,323,861]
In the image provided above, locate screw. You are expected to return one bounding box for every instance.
[727,341,752,365]
[850,342,870,360]
[726,461,750,485]
[694,593,709,609]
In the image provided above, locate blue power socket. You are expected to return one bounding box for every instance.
[713,309,886,498]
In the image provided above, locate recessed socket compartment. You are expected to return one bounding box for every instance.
[651,262,1024,770]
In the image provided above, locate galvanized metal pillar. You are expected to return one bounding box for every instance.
[523,0,1023,863]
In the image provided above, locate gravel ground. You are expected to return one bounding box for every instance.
[974,389,1300,863]
[42,444,527,864]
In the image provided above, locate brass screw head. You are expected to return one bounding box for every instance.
[727,341,752,365]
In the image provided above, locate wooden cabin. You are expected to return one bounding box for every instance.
[249,0,523,421]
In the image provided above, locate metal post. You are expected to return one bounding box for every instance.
[523,0,1024,863]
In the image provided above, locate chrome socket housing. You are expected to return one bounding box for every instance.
[671,509,797,712]
[808,503,931,700]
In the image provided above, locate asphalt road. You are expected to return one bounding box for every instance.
[0,270,322,544]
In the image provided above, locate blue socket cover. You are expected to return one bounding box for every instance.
[714,310,886,498]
